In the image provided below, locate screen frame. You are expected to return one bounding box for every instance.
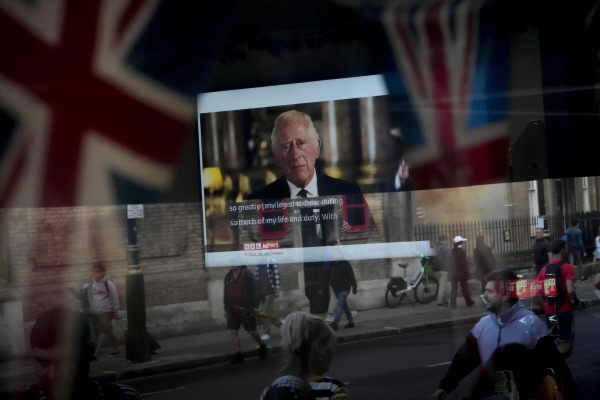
[197,75,431,267]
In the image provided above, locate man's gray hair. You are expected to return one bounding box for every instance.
[271,110,320,153]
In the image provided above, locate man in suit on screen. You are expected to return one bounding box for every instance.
[248,110,366,314]
[248,110,363,200]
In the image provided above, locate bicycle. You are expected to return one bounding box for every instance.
[385,252,439,307]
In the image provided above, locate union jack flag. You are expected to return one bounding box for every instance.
[383,0,510,189]
[0,0,218,208]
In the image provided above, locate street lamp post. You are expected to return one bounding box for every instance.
[126,205,151,363]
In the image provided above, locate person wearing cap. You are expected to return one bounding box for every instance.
[450,236,474,308]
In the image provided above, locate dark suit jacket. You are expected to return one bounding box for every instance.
[247,172,366,246]
[247,172,362,200]
[381,176,413,192]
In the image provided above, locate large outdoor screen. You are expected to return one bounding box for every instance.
[197,75,441,267]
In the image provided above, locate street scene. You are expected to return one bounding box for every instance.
[125,304,600,400]
[2,273,599,399]
[2,284,600,399]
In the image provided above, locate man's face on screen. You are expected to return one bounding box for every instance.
[273,118,321,189]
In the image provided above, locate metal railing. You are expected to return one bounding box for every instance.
[414,212,600,270]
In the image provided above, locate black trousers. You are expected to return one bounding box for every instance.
[450,277,474,307]
[304,262,330,314]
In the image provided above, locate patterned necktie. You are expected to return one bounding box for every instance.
[298,189,320,247]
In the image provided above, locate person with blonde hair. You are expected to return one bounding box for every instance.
[261,312,348,400]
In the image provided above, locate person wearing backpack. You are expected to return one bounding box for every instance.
[224,262,267,364]
[89,262,121,359]
[536,239,580,346]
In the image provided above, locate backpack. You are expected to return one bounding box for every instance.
[544,262,565,307]
[104,280,122,310]
[226,267,261,308]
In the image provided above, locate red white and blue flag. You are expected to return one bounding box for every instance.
[0,0,218,208]
[383,0,510,189]
[0,0,513,207]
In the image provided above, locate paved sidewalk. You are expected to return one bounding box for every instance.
[2,275,599,397]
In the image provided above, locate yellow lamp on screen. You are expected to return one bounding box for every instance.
[203,167,223,192]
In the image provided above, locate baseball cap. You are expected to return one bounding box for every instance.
[453,235,467,243]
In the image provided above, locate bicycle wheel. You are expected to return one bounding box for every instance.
[414,277,439,304]
[385,288,403,308]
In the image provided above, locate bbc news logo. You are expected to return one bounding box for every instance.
[243,242,280,251]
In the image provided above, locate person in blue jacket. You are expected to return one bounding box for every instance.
[565,218,587,281]
[431,269,577,400]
